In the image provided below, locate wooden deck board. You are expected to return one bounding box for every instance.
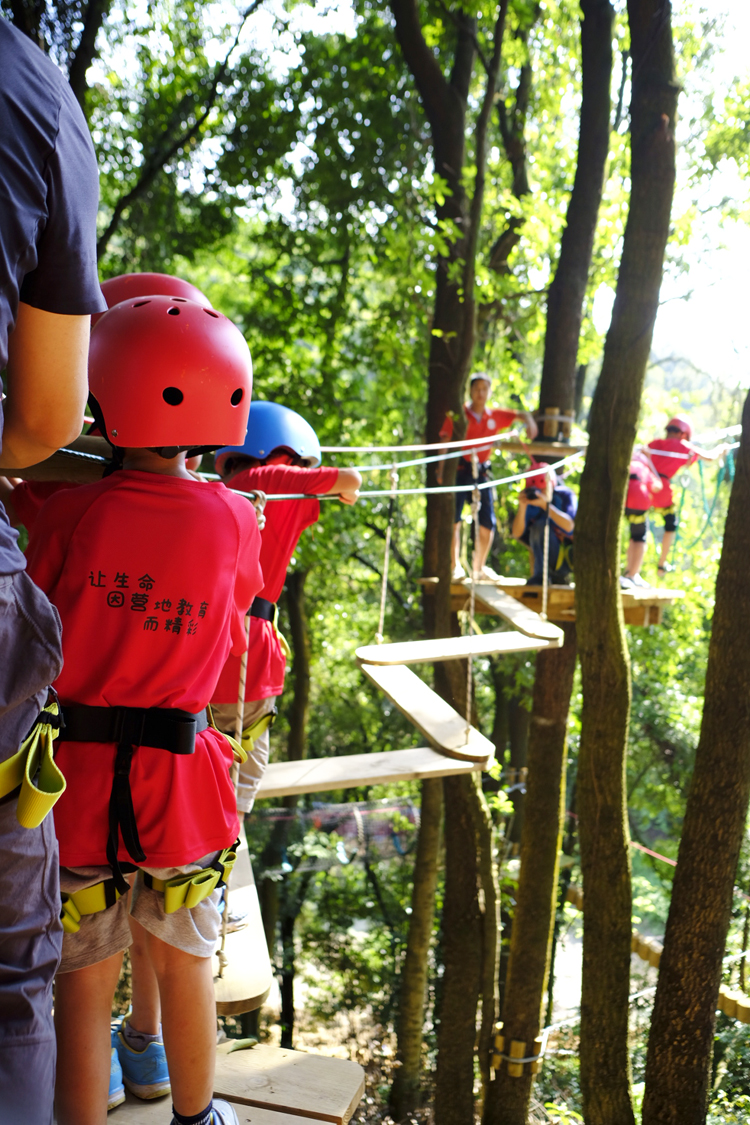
[257,744,488,799]
[358,663,494,762]
[214,1042,365,1124]
[214,837,273,1016]
[107,1090,329,1125]
[355,629,553,666]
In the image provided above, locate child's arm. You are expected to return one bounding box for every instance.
[0,477,20,527]
[323,468,362,505]
[511,493,530,539]
[691,441,731,463]
[516,411,539,441]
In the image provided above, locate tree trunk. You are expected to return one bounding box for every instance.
[434,773,486,1125]
[68,0,113,110]
[507,697,530,845]
[390,778,444,1119]
[575,3,677,1122]
[642,393,750,1124]
[538,0,614,419]
[483,624,578,1125]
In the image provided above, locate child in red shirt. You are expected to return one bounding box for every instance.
[435,373,537,580]
[621,415,728,585]
[26,295,259,1125]
[210,401,361,816]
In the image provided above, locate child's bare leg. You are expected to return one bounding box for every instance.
[55,951,123,1125]
[658,529,675,569]
[451,522,462,570]
[475,525,494,572]
[136,920,216,1115]
[626,539,646,577]
[128,914,161,1034]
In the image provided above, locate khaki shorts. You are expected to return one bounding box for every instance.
[211,697,277,814]
[58,853,223,973]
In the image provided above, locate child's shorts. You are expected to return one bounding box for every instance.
[58,854,224,973]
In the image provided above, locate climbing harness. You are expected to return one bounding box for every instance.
[58,704,209,894]
[144,841,239,913]
[0,698,66,828]
[375,465,399,644]
[60,842,239,933]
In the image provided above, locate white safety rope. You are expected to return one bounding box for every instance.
[540,465,554,621]
[375,466,399,644]
[465,453,481,740]
[218,612,251,979]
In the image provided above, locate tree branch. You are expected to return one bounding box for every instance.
[68,0,113,111]
[96,0,265,260]
[389,0,457,138]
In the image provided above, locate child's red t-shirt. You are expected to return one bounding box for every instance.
[439,405,517,460]
[26,470,262,868]
[11,481,74,531]
[211,463,338,704]
[626,456,661,512]
[647,438,698,508]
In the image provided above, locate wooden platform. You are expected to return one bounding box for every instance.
[214,836,273,1016]
[359,663,494,763]
[257,744,486,799]
[106,1042,364,1125]
[355,628,557,666]
[445,576,684,626]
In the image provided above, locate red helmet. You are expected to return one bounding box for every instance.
[89,295,252,449]
[666,414,692,439]
[93,273,211,327]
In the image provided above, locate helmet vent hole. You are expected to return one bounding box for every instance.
[167,307,180,316]
[231,388,244,406]
[203,309,219,318]
[163,387,184,406]
[133,300,150,307]
[172,297,187,302]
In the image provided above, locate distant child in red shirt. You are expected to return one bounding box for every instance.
[436,373,537,580]
[211,402,361,816]
[621,414,728,586]
[26,294,260,1125]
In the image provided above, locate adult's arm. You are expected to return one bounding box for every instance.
[0,303,89,468]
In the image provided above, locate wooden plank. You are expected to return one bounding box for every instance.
[359,663,494,762]
[495,438,587,456]
[214,840,273,1016]
[214,1042,365,1125]
[108,1089,328,1124]
[355,630,552,666]
[256,745,488,800]
[459,578,684,625]
[471,584,564,643]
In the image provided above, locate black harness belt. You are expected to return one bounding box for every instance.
[250,595,276,622]
[58,704,208,894]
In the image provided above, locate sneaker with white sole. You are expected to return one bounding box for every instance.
[451,563,467,581]
[169,1100,240,1125]
[209,1100,240,1125]
[114,1018,171,1100]
[108,1046,126,1111]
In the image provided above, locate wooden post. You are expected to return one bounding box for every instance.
[507,1040,526,1078]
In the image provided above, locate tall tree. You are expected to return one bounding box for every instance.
[641,393,750,1124]
[575,2,678,1122]
[483,625,578,1125]
[387,5,508,1119]
[538,0,614,419]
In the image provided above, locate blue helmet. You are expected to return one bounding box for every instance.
[215,400,322,469]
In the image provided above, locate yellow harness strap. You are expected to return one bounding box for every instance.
[268,603,291,661]
[0,702,66,828]
[60,880,124,934]
[147,842,239,914]
[241,710,276,757]
[555,539,574,572]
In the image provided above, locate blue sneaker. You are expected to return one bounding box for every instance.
[108,1046,126,1111]
[114,1018,171,1100]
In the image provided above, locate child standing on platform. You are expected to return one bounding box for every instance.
[211,401,361,817]
[26,295,261,1125]
[622,414,728,585]
[436,373,537,581]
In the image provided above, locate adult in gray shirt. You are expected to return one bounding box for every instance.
[0,16,105,1123]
